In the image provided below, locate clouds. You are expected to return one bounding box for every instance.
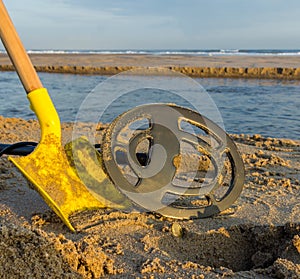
[2,0,300,49]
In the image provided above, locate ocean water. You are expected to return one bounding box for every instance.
[1,48,300,56]
[0,71,299,139]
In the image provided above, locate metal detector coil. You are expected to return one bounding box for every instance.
[102,104,245,219]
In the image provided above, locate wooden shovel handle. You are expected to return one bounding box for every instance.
[0,0,43,93]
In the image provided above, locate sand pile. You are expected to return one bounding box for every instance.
[1,53,300,79]
[0,117,299,278]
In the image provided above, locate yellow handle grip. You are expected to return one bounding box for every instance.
[27,88,61,140]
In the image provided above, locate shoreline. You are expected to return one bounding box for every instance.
[1,53,300,79]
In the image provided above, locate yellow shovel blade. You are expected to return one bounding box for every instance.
[10,136,106,232]
[64,137,132,210]
[9,88,128,231]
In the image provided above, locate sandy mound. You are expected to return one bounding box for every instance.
[0,117,299,278]
[1,53,300,79]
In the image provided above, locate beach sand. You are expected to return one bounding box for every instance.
[0,55,299,278]
[0,53,300,79]
[0,116,299,278]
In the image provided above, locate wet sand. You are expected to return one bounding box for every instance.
[0,117,299,278]
[1,53,300,79]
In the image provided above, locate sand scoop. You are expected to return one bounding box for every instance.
[0,1,129,232]
[0,1,245,231]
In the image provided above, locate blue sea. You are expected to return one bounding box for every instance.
[1,48,300,56]
[0,49,299,140]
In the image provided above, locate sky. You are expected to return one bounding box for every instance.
[2,0,300,50]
